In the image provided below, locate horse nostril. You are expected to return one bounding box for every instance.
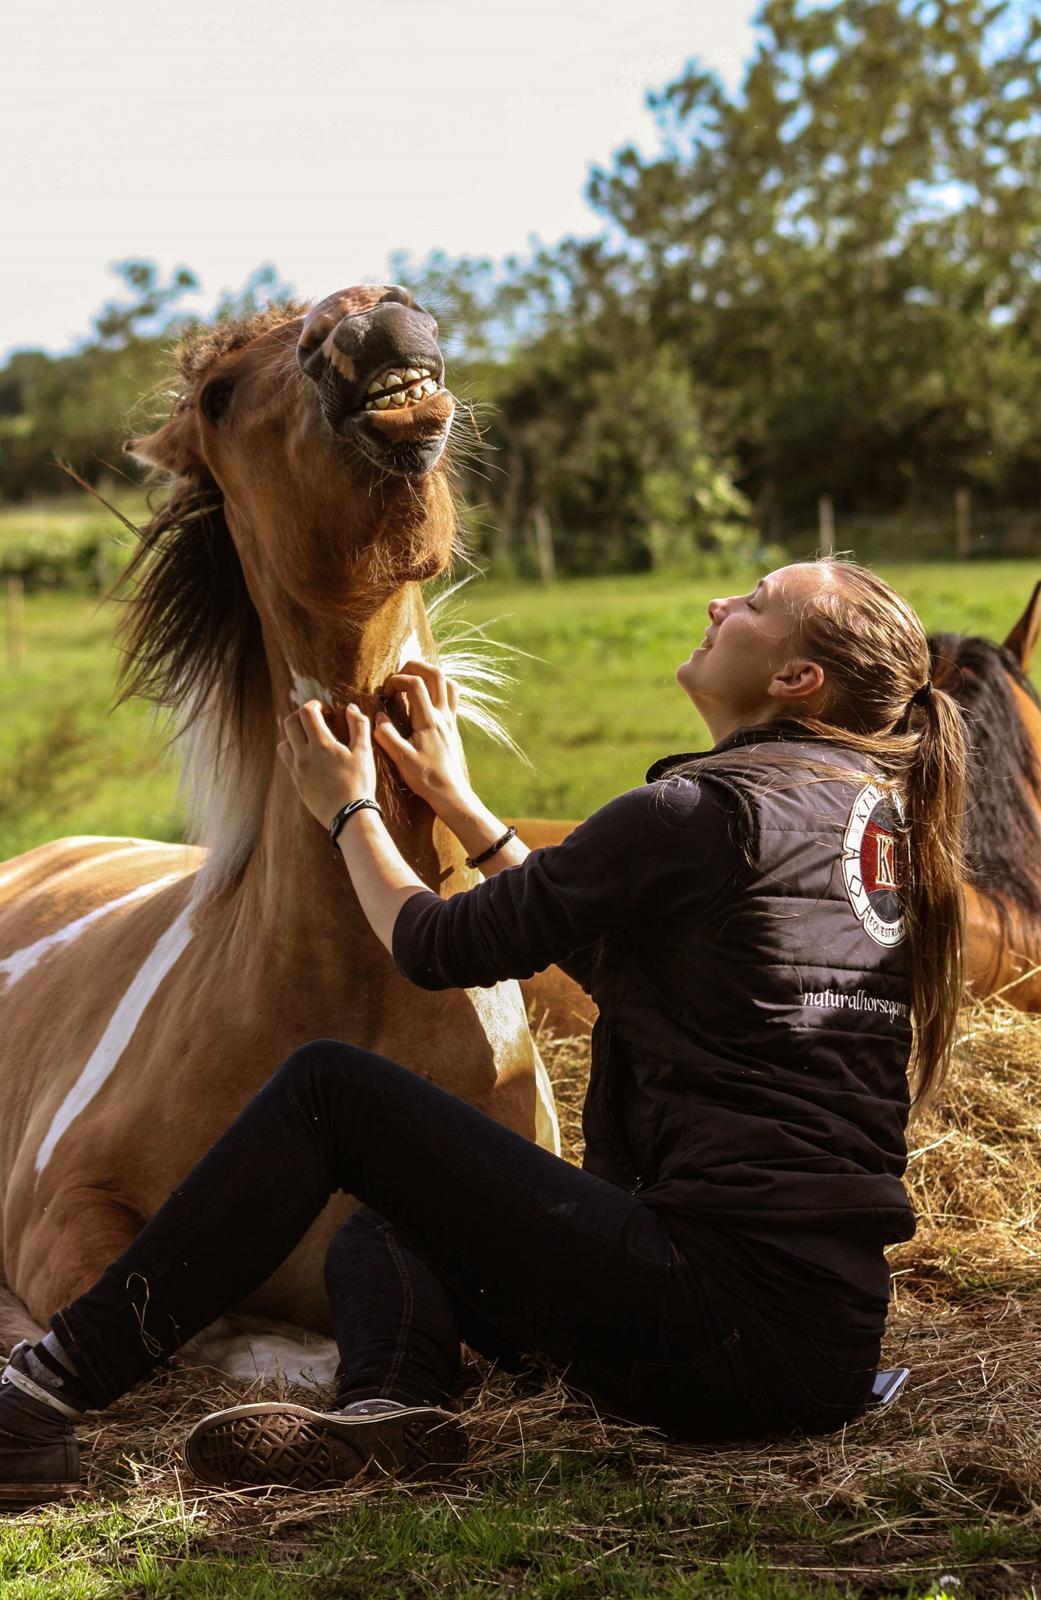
[297,336,326,378]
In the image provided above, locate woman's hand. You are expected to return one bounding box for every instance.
[375,659,472,814]
[277,701,377,828]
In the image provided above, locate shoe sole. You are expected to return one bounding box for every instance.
[183,1402,468,1490]
[0,1479,79,1505]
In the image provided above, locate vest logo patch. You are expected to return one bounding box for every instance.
[842,784,906,947]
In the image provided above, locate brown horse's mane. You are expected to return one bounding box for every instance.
[116,481,274,902]
[929,630,1041,924]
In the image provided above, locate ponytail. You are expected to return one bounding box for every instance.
[900,685,966,1102]
[787,561,968,1105]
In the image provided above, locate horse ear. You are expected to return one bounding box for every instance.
[124,414,204,479]
[1003,581,1041,671]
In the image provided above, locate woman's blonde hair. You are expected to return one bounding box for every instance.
[792,558,966,1104]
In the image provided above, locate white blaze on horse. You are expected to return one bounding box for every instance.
[0,285,558,1370]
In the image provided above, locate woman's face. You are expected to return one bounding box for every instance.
[676,564,827,739]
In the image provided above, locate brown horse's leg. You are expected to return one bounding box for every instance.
[15,1191,145,1329]
[0,1284,44,1355]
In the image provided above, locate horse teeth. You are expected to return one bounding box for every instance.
[408,384,425,400]
[421,378,437,394]
[366,379,385,395]
[390,391,408,406]
[403,368,421,383]
[374,394,392,409]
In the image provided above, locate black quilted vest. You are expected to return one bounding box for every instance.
[582,727,917,1244]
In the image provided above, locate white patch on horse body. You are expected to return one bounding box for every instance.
[467,980,561,1155]
[0,874,181,993]
[178,1315,340,1387]
[35,903,195,1175]
[290,672,332,710]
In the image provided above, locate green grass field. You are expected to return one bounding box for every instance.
[3,558,1040,863]
[2,557,1041,1597]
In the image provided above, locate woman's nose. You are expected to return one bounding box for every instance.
[708,597,726,623]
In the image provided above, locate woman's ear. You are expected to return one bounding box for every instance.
[768,658,825,705]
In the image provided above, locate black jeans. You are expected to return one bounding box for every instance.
[55,1042,880,1440]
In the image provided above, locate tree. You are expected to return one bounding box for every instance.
[0,261,296,501]
[587,0,1041,521]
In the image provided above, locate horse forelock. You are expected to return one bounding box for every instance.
[173,303,309,402]
[929,630,1041,921]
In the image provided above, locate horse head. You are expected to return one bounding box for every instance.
[126,286,458,615]
[118,286,465,899]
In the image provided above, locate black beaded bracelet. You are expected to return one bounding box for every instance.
[328,797,382,848]
[465,825,517,869]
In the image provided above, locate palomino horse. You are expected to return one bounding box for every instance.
[931,581,1041,1010]
[517,583,1041,1029]
[0,286,558,1366]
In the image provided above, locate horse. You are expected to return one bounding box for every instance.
[930,580,1041,1010]
[0,285,559,1369]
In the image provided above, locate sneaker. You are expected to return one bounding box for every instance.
[0,1383,80,1506]
[183,1397,468,1490]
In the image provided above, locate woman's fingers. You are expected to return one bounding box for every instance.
[372,713,407,753]
[372,714,415,782]
[344,702,372,748]
[386,659,460,713]
[399,659,449,706]
[282,709,309,755]
[298,700,335,745]
[382,671,437,729]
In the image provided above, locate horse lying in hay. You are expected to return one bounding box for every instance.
[518,583,1041,1031]
[0,285,560,1373]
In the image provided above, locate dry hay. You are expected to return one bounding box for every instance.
[7,1002,1041,1589]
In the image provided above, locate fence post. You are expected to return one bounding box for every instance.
[818,495,835,557]
[6,573,24,671]
[532,505,557,585]
[955,487,971,559]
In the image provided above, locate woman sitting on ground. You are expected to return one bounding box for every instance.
[0,557,965,1500]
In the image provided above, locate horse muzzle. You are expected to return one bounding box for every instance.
[297,285,455,477]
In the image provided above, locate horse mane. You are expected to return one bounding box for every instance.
[929,630,1041,922]
[116,481,275,905]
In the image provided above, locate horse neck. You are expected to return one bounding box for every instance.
[213,581,466,951]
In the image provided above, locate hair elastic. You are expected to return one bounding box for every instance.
[910,680,933,707]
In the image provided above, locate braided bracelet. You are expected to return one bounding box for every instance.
[328,797,382,849]
[465,826,517,869]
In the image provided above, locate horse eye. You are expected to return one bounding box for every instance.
[200,379,234,424]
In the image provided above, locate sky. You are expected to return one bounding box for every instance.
[3,0,758,361]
